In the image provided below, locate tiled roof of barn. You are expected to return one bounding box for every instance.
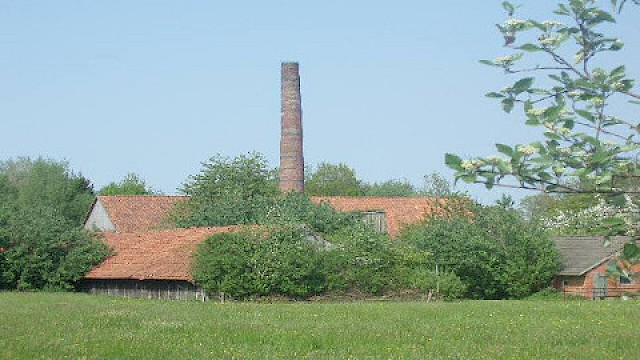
[91,195,451,238]
[553,236,631,276]
[85,226,238,281]
[96,195,187,233]
[310,196,449,238]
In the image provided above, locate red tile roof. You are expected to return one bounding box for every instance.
[85,226,238,281]
[96,195,187,233]
[91,195,451,238]
[85,196,456,281]
[311,196,448,238]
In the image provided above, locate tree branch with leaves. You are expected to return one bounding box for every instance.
[446,0,639,279]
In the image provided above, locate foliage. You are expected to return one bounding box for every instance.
[0,157,95,225]
[362,179,418,197]
[321,224,412,295]
[0,157,107,291]
[545,194,637,235]
[446,0,640,278]
[420,172,459,197]
[0,205,109,290]
[305,162,365,196]
[406,269,467,300]
[192,227,324,299]
[172,153,279,227]
[399,204,560,299]
[253,192,361,235]
[524,288,586,301]
[99,173,159,196]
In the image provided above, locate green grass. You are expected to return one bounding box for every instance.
[1,292,638,359]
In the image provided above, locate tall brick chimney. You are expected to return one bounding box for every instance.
[280,62,304,193]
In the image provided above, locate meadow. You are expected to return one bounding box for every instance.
[1,292,638,359]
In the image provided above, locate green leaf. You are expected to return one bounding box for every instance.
[622,242,639,261]
[459,174,478,184]
[502,1,515,16]
[512,77,534,94]
[575,110,595,121]
[479,60,499,67]
[544,132,562,140]
[501,99,515,113]
[445,153,463,169]
[486,92,505,98]
[496,144,514,156]
[609,41,624,51]
[610,65,625,79]
[606,260,623,277]
[592,10,616,23]
[519,43,542,52]
[554,4,570,15]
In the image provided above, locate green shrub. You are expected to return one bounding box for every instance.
[399,204,560,299]
[192,227,325,299]
[0,205,109,291]
[407,269,467,300]
[321,225,405,295]
[524,288,585,301]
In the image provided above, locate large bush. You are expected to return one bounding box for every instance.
[399,204,560,299]
[321,225,408,295]
[0,157,108,291]
[0,205,109,290]
[192,227,325,299]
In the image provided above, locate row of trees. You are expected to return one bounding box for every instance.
[305,162,460,197]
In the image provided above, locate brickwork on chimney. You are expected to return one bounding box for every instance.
[280,62,304,193]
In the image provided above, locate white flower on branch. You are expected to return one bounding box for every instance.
[517,144,538,155]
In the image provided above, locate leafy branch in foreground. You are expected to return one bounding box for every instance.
[446,0,639,275]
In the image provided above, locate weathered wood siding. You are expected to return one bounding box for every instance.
[361,211,388,234]
[79,279,207,301]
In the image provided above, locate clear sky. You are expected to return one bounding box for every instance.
[2,1,639,204]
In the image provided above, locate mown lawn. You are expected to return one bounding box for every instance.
[0,292,638,359]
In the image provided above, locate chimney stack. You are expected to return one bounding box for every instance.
[280,62,304,193]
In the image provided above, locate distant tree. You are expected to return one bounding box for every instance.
[0,157,94,225]
[363,179,418,197]
[419,172,460,197]
[172,152,279,227]
[99,173,159,196]
[305,163,365,196]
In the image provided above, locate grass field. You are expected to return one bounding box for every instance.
[1,292,638,359]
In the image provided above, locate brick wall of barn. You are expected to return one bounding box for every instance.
[553,262,640,299]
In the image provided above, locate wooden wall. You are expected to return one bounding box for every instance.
[79,279,207,301]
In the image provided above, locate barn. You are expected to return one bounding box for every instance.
[80,194,447,300]
[79,226,236,300]
[552,236,640,299]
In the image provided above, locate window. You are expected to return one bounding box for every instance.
[620,275,633,285]
[361,211,387,233]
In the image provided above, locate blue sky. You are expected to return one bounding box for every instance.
[2,1,639,204]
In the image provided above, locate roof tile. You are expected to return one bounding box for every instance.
[85,226,237,281]
[97,195,187,233]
